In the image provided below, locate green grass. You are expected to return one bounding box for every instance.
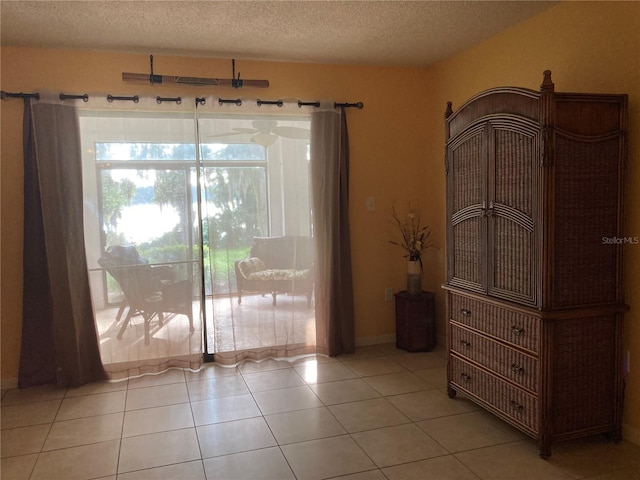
[103,245,251,300]
[205,246,250,294]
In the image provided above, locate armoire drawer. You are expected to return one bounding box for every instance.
[450,356,539,433]
[450,324,538,393]
[450,293,540,352]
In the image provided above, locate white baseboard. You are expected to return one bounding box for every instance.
[1,377,18,391]
[355,333,448,350]
[355,334,396,347]
[623,423,640,446]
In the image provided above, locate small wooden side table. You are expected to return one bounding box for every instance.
[394,290,436,352]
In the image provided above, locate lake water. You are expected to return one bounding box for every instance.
[116,204,180,244]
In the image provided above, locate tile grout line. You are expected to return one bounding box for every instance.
[239,359,300,480]
[185,366,206,473]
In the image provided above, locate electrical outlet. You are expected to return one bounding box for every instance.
[384,287,393,301]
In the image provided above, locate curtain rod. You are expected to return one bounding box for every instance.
[0,90,364,109]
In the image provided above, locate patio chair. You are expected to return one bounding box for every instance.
[98,246,194,345]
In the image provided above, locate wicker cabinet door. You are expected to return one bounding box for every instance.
[486,120,539,306]
[446,125,487,294]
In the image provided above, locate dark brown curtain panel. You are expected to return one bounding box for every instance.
[310,108,355,356]
[19,99,106,388]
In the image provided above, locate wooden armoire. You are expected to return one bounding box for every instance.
[443,71,628,458]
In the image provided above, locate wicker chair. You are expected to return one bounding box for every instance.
[234,236,314,307]
[99,246,194,345]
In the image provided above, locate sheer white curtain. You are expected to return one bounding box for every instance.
[195,99,317,364]
[79,94,320,375]
[79,96,204,379]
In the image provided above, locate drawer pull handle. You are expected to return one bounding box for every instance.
[460,308,471,317]
[510,400,524,411]
[460,340,471,349]
[511,364,525,375]
[511,325,525,336]
[460,373,471,382]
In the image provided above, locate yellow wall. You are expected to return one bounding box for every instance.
[2,0,639,435]
[427,1,640,436]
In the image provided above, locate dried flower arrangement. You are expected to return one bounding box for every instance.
[389,202,433,264]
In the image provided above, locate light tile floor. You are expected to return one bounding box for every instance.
[2,344,640,479]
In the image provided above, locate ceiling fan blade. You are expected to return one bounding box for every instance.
[271,126,310,140]
[252,119,278,134]
[233,128,260,134]
[206,127,258,138]
[206,132,246,138]
[252,133,278,147]
[204,124,309,141]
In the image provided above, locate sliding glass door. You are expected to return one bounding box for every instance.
[81,111,202,376]
[81,108,314,374]
[197,115,316,363]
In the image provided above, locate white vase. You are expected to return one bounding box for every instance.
[407,259,422,295]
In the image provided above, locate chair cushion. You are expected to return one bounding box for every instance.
[143,293,163,303]
[238,257,266,278]
[247,268,311,281]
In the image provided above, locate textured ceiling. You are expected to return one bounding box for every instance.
[1,1,557,67]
